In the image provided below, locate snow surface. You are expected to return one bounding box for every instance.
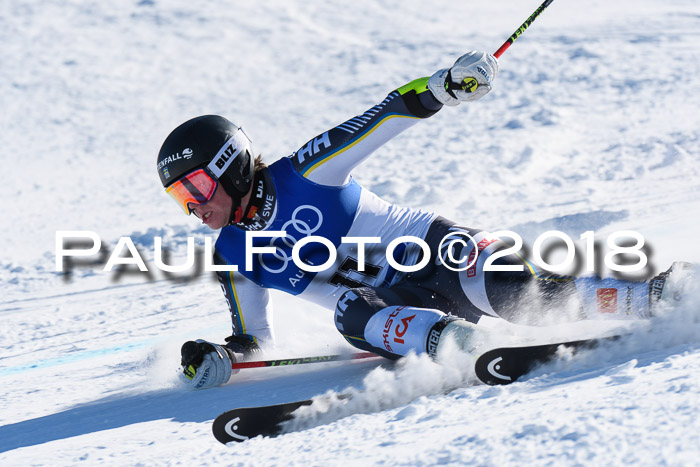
[2,0,700,465]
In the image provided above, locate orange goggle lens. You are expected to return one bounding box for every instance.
[165,169,218,214]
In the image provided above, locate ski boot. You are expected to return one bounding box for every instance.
[649,261,696,313]
[428,317,493,357]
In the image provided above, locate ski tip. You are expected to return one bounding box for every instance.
[212,400,313,444]
[474,336,624,386]
[212,413,253,444]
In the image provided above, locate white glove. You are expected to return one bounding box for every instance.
[180,339,233,389]
[428,51,499,106]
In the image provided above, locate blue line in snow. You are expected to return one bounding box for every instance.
[0,324,225,378]
[0,340,156,378]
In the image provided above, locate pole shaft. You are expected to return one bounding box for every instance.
[232,351,378,370]
[494,0,555,58]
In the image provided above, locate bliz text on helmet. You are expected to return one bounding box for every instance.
[214,144,236,170]
[208,135,244,178]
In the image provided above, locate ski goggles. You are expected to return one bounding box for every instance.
[165,168,218,214]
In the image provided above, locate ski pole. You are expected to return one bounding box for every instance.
[232,351,379,370]
[494,0,555,58]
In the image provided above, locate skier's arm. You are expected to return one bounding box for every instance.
[178,268,274,390]
[216,269,275,348]
[290,51,498,186]
[289,77,441,185]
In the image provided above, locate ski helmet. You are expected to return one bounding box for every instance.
[157,115,254,220]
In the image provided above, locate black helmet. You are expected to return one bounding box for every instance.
[157,115,254,219]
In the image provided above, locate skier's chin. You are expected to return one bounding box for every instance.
[208,219,228,230]
[201,211,228,230]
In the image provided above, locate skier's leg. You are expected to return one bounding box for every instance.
[334,286,469,359]
[467,249,698,322]
[484,256,695,322]
[474,247,651,323]
[399,218,587,324]
[406,216,670,324]
[334,285,499,359]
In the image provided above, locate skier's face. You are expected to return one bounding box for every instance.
[190,185,233,230]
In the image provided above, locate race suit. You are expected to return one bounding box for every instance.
[213,77,652,358]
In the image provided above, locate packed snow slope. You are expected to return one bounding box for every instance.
[1,0,700,465]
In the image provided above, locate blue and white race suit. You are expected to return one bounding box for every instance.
[213,77,652,358]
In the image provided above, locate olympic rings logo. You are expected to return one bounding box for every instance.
[258,205,324,273]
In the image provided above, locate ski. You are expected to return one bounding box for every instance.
[212,399,312,444]
[474,335,622,385]
[212,352,379,444]
[212,336,624,444]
